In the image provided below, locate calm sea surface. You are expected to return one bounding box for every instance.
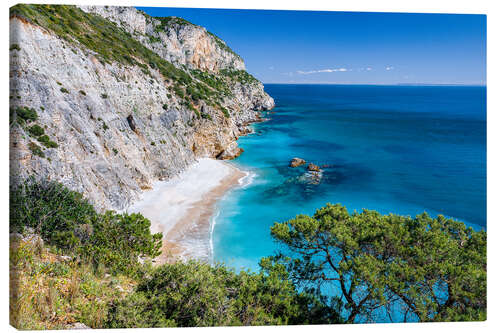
[213,84,486,271]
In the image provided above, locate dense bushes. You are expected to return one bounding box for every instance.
[107,260,340,327]
[10,180,162,276]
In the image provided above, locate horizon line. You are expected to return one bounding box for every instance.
[262,82,487,87]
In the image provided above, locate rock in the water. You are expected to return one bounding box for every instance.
[307,163,321,172]
[289,157,306,167]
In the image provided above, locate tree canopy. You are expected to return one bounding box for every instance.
[269,203,486,323]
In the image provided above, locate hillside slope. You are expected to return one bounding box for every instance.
[9,4,274,210]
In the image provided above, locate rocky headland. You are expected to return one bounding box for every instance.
[9,4,274,211]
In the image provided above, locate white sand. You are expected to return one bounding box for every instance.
[127,158,245,263]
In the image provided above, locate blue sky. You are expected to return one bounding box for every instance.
[138,7,486,85]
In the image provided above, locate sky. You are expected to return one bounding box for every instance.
[138,7,486,85]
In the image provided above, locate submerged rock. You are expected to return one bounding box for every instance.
[289,157,306,168]
[299,170,324,185]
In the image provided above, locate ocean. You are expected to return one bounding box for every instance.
[212,84,486,271]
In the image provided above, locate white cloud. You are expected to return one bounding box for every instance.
[366,67,372,71]
[386,66,395,71]
[269,66,275,70]
[296,68,349,75]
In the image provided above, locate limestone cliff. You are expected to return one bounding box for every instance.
[9,4,274,210]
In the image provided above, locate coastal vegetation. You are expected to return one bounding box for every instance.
[10,181,486,328]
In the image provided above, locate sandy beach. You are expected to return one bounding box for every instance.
[127,158,245,264]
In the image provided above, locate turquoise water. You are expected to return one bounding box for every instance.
[213,84,486,272]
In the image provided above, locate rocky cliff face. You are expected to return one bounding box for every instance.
[79,5,246,72]
[9,4,274,210]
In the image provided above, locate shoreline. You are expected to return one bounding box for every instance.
[127,158,246,264]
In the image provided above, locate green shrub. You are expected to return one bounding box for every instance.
[38,135,58,148]
[221,107,230,118]
[101,93,108,99]
[81,211,162,275]
[28,142,45,158]
[45,140,58,149]
[10,43,20,51]
[28,124,45,137]
[106,260,338,328]
[12,106,38,124]
[112,148,118,155]
[60,87,69,94]
[79,90,86,96]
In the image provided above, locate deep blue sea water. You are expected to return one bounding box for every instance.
[212,84,486,272]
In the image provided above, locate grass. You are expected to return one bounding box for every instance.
[10,237,135,329]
